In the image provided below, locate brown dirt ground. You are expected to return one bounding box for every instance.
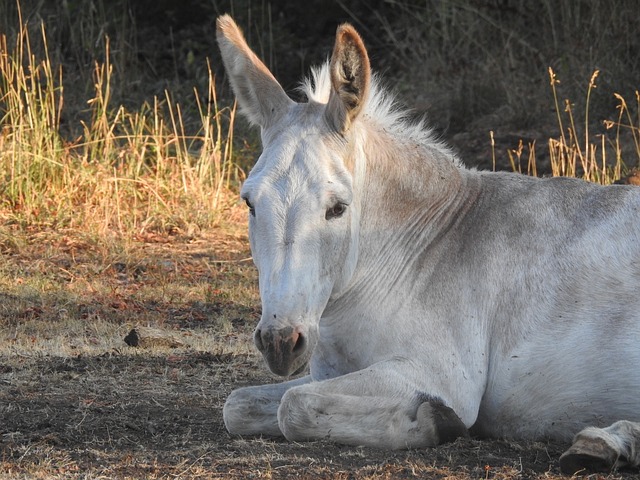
[1,224,639,479]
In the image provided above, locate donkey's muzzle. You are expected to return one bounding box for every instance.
[254,326,307,376]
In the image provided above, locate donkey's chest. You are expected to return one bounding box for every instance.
[310,302,423,380]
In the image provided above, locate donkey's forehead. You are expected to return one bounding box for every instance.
[249,104,348,172]
[245,136,349,191]
[242,111,352,200]
[262,102,330,142]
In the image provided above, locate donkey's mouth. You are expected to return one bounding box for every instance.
[260,340,311,377]
[254,325,315,377]
[263,355,309,377]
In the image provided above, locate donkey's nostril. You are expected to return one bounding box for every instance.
[253,325,309,376]
[254,327,306,357]
[292,331,305,353]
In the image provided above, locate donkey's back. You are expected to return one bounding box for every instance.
[459,172,640,439]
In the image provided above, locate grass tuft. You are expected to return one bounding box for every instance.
[0,10,239,238]
[546,68,639,184]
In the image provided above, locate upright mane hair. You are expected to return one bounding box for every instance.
[300,63,459,165]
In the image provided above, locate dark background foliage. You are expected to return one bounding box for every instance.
[2,0,639,169]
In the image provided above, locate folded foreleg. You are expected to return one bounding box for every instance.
[223,375,312,437]
[277,366,468,449]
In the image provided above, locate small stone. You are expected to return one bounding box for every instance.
[123,326,185,349]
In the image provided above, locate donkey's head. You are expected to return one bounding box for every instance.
[217,15,370,376]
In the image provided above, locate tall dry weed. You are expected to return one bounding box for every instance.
[0,9,239,237]
[547,68,640,184]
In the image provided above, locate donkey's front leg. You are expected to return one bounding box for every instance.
[223,375,311,437]
[277,367,468,449]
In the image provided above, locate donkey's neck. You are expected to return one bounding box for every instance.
[349,125,479,294]
[362,125,472,230]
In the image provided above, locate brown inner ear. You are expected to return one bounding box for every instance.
[327,24,371,132]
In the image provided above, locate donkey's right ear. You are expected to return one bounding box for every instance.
[325,24,370,133]
[216,15,293,128]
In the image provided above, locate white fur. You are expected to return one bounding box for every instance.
[217,15,640,469]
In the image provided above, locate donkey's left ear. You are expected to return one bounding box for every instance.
[325,24,371,133]
[216,15,293,128]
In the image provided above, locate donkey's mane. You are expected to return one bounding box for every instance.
[300,63,459,165]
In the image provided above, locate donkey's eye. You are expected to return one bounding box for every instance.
[326,203,347,220]
[244,198,255,216]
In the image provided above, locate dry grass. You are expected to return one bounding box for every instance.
[2,2,640,478]
[0,213,256,358]
[494,69,640,183]
[372,0,640,180]
[0,5,240,238]
[0,214,266,479]
[3,1,639,239]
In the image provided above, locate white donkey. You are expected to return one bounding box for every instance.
[217,15,640,474]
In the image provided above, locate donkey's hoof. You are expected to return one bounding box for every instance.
[559,436,618,475]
